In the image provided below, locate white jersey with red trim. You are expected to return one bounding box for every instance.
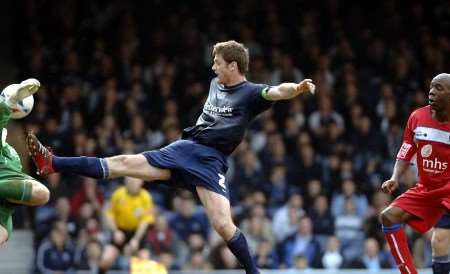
[397,105,450,190]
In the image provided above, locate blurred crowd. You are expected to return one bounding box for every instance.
[9,0,450,273]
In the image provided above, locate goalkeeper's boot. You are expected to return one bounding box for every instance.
[26,132,55,176]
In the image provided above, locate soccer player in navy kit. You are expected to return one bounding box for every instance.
[27,40,315,274]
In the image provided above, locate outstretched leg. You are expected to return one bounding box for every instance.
[380,205,418,274]
[196,186,260,274]
[27,132,170,181]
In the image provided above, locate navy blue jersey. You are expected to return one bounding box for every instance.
[182,78,273,155]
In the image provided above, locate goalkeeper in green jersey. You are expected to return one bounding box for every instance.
[0,79,49,245]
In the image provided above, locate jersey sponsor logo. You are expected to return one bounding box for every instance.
[398,143,412,159]
[422,157,448,174]
[204,102,233,117]
[414,126,450,145]
[420,144,432,158]
[218,173,226,191]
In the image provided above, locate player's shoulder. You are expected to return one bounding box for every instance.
[410,105,431,120]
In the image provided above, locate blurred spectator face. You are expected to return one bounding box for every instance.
[251,204,266,218]
[313,195,329,214]
[262,119,277,133]
[240,149,258,168]
[125,177,144,195]
[85,218,100,238]
[298,217,313,236]
[248,216,264,236]
[179,197,195,218]
[318,96,332,113]
[190,251,208,269]
[56,197,71,218]
[47,173,61,189]
[137,248,151,259]
[326,236,340,252]
[329,154,341,170]
[380,83,394,98]
[163,124,181,143]
[50,228,66,250]
[86,241,102,262]
[188,233,205,252]
[251,191,267,206]
[297,132,311,147]
[158,252,174,269]
[45,118,59,134]
[294,255,309,269]
[257,239,271,256]
[79,203,95,220]
[307,179,322,198]
[285,116,300,136]
[300,144,315,164]
[131,115,145,134]
[270,138,286,157]
[270,166,286,184]
[340,159,353,180]
[344,199,356,215]
[103,115,117,130]
[364,238,380,258]
[318,55,330,70]
[155,215,168,231]
[72,111,84,130]
[359,116,371,134]
[288,193,303,209]
[164,99,178,117]
[342,180,356,196]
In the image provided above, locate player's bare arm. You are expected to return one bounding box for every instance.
[263,79,316,101]
[381,159,411,194]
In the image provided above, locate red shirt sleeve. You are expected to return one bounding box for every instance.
[396,111,417,161]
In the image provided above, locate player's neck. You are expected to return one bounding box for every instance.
[432,109,450,123]
[224,75,246,87]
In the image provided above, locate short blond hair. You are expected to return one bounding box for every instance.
[212,40,249,74]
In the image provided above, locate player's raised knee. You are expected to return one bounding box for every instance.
[31,181,50,205]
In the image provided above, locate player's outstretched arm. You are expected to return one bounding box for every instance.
[3,78,40,107]
[263,79,315,101]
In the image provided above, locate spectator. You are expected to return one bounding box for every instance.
[334,198,364,262]
[101,177,155,272]
[322,236,343,270]
[331,179,368,218]
[272,193,305,243]
[36,224,75,274]
[344,238,393,270]
[169,194,209,242]
[308,195,334,246]
[282,216,322,268]
[69,177,103,219]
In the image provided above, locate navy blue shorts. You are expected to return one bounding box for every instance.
[435,213,450,229]
[142,140,229,199]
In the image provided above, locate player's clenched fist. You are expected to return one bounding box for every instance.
[381,179,399,194]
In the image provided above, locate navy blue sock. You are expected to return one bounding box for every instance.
[53,156,108,179]
[226,229,259,274]
[432,255,450,274]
